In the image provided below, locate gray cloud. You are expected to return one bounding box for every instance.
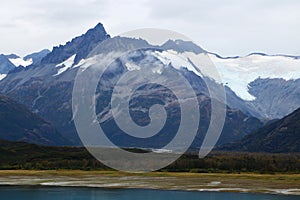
[0,0,299,56]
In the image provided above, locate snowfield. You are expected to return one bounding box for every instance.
[209,53,300,101]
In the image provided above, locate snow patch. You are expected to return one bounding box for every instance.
[73,52,122,71]
[151,66,163,74]
[9,58,32,67]
[0,74,7,80]
[152,50,203,77]
[125,62,141,71]
[53,54,76,76]
[73,59,87,68]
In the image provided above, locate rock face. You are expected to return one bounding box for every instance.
[247,78,300,119]
[0,94,67,146]
[220,107,300,153]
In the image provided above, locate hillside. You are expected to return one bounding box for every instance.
[0,94,67,145]
[220,107,300,153]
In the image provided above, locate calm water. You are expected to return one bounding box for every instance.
[0,186,298,200]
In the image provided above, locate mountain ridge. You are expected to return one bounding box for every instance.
[41,22,110,65]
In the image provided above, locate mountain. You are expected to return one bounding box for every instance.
[86,43,263,149]
[0,23,111,145]
[0,94,67,146]
[23,49,50,65]
[1,22,299,149]
[41,23,110,65]
[220,107,300,153]
[6,49,50,68]
[0,23,265,147]
[0,49,50,82]
[1,24,299,123]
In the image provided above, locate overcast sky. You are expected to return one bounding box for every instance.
[1,0,299,57]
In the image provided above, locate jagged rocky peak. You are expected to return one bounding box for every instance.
[41,22,110,65]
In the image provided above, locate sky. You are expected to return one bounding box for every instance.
[0,0,300,57]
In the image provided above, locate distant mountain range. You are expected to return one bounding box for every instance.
[220,107,300,153]
[0,22,299,151]
[0,49,50,80]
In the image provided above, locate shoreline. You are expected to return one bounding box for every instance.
[1,184,299,196]
[0,170,299,196]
